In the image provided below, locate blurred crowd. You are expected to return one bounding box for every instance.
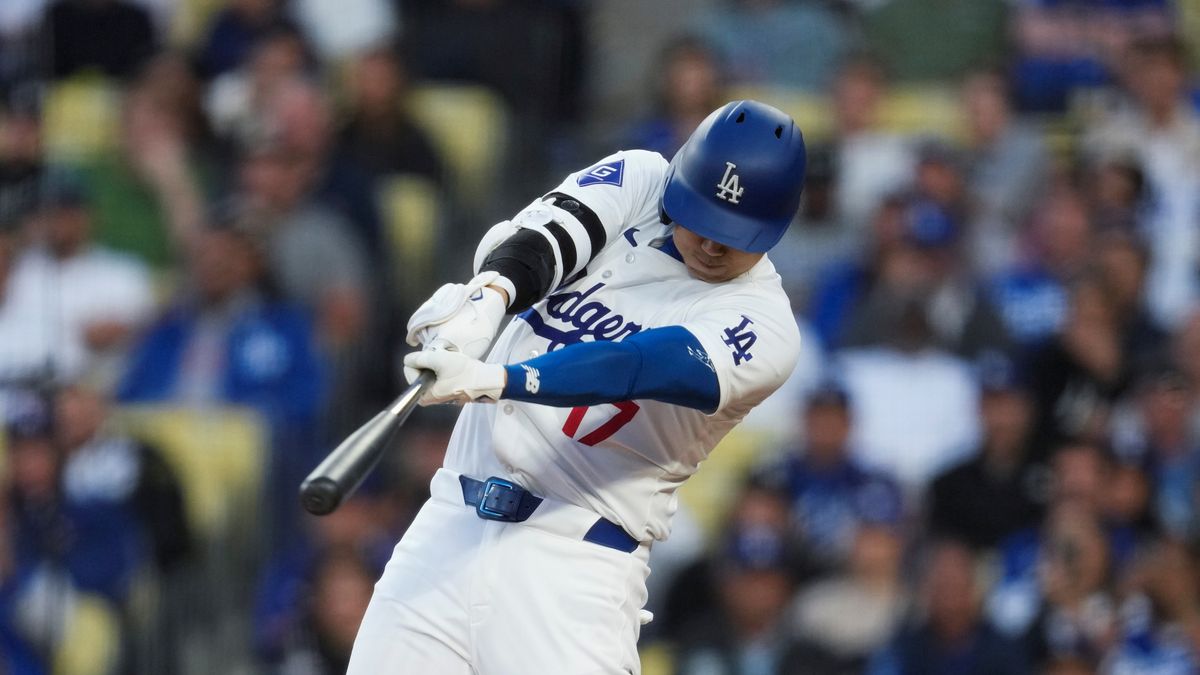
[1,0,1200,674]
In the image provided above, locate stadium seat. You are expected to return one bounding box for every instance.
[639,642,675,675]
[167,0,226,48]
[727,85,835,142]
[407,84,509,209]
[1184,0,1200,72]
[676,426,774,540]
[729,83,968,142]
[53,592,121,675]
[379,173,443,303]
[113,406,267,542]
[879,84,966,138]
[43,75,122,161]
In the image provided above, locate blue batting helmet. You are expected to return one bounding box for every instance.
[661,100,807,253]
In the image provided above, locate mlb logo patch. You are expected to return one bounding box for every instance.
[577,159,625,187]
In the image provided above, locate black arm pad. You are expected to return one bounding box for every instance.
[480,229,557,312]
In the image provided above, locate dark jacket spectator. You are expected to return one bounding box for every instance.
[871,541,1029,675]
[929,356,1045,549]
[196,0,288,79]
[672,493,809,675]
[1026,274,1133,460]
[46,0,157,80]
[337,48,443,185]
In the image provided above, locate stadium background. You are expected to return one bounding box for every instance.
[2,0,1200,673]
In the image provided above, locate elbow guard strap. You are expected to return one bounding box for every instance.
[480,229,557,312]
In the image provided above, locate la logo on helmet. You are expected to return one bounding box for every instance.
[715,162,744,204]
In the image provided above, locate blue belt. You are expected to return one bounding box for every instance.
[458,475,639,553]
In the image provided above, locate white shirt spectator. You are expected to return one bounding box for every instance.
[0,0,45,35]
[838,346,980,490]
[290,0,397,61]
[0,245,154,382]
[835,133,915,231]
[1085,103,1200,329]
[791,577,908,658]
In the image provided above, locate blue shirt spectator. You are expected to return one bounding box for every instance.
[5,391,144,604]
[0,564,48,675]
[117,216,324,427]
[1009,0,1173,112]
[988,189,1093,346]
[117,299,322,424]
[117,213,325,549]
[753,382,903,575]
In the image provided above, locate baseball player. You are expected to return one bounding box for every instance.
[347,100,807,674]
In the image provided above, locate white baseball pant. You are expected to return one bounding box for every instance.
[347,468,651,675]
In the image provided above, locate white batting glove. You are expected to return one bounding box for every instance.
[405,271,508,359]
[404,350,507,406]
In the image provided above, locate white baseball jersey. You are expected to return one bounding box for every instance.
[443,149,802,542]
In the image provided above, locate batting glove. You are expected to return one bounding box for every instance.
[404,350,507,405]
[405,271,508,359]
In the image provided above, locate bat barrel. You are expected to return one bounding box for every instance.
[299,371,434,515]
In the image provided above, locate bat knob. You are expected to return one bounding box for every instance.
[300,477,343,516]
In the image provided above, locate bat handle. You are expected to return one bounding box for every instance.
[299,371,435,515]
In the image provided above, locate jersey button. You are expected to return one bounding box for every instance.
[625,253,635,263]
[602,270,612,279]
[503,404,514,415]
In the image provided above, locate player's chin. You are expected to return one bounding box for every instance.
[686,263,729,283]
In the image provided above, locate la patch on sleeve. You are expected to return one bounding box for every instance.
[577,159,625,187]
[723,315,757,365]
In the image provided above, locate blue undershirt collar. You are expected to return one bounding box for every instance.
[652,235,685,263]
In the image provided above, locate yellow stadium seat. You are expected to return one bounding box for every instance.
[168,0,226,49]
[878,84,966,139]
[730,83,968,142]
[1040,116,1081,164]
[379,173,443,301]
[113,405,267,541]
[407,84,509,208]
[728,85,836,142]
[43,75,122,161]
[639,641,675,675]
[54,593,121,675]
[1184,0,1200,73]
[676,426,776,540]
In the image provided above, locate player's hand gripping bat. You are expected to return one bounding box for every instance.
[299,370,434,515]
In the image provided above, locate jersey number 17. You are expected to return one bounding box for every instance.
[561,402,640,446]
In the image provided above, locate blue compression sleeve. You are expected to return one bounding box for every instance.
[502,325,720,412]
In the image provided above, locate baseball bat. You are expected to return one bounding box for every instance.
[299,370,434,515]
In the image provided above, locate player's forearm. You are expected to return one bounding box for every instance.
[501,326,720,412]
